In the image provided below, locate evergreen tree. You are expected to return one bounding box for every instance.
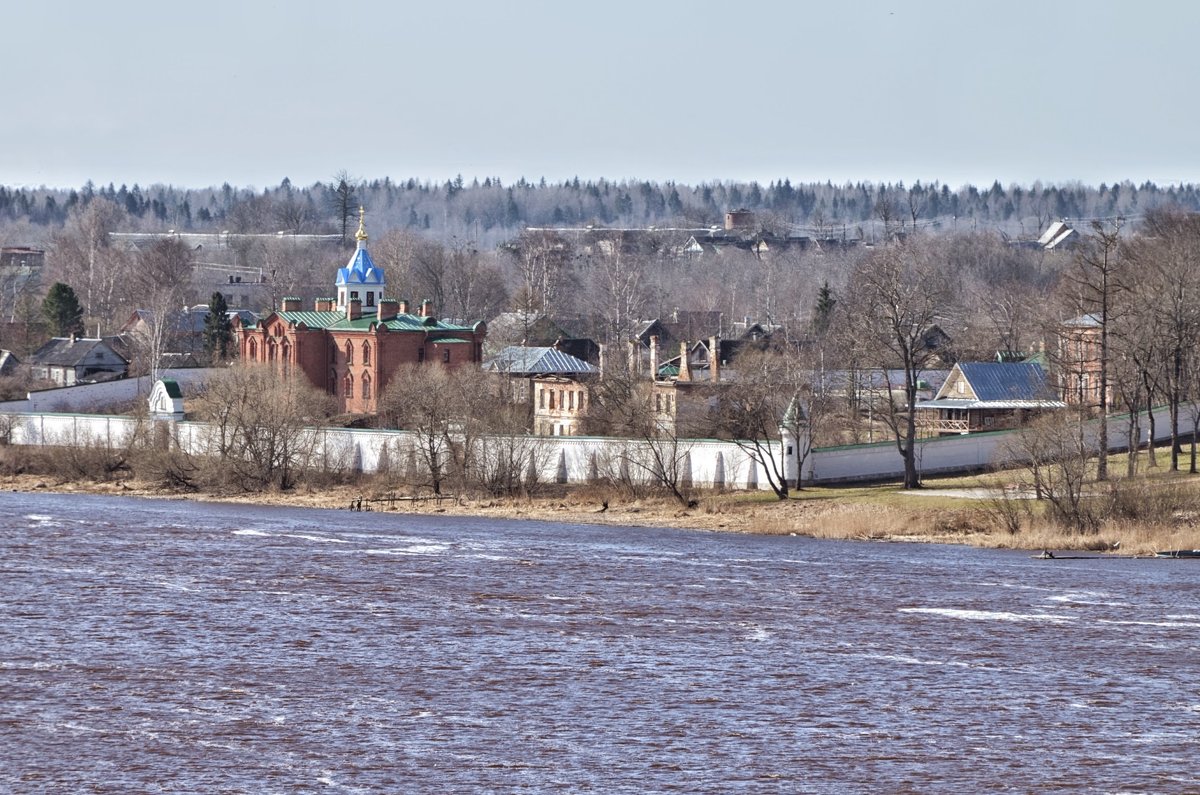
[203,292,235,362]
[814,280,836,334]
[42,282,84,337]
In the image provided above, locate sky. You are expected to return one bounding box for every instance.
[3,0,1197,191]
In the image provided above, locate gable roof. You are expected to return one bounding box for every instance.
[29,337,127,368]
[0,350,18,376]
[484,346,599,376]
[921,362,1064,410]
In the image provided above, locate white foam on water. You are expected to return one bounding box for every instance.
[899,607,1076,624]
[856,652,974,669]
[233,529,270,537]
[1097,618,1200,628]
[1045,593,1129,608]
[280,533,347,544]
[364,543,449,555]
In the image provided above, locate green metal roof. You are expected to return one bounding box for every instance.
[273,310,475,333]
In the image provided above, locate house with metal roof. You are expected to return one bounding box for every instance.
[235,209,487,415]
[483,346,599,436]
[916,361,1065,436]
[27,336,129,387]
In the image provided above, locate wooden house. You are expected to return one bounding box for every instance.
[916,362,1065,436]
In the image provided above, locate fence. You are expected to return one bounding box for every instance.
[0,404,1185,489]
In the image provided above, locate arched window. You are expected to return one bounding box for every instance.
[362,372,372,400]
[343,372,354,399]
[362,341,371,366]
[329,370,337,395]
[248,338,258,359]
[344,340,353,363]
[267,340,278,363]
[281,341,291,374]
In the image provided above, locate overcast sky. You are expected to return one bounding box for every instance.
[3,0,1195,190]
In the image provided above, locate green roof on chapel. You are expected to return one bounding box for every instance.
[274,310,475,333]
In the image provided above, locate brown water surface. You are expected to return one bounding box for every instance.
[2,492,1197,793]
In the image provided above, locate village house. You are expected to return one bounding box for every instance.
[26,335,129,387]
[484,345,599,436]
[916,361,1065,436]
[235,210,487,414]
[1057,313,1112,411]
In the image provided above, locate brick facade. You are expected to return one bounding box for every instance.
[236,214,485,414]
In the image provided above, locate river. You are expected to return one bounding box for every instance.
[1,491,1197,793]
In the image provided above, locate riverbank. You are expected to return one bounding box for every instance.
[7,470,1200,555]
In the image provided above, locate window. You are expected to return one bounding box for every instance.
[343,373,354,399]
[350,291,359,302]
[362,341,371,366]
[344,341,353,362]
[443,348,451,363]
[568,391,575,410]
[248,339,257,359]
[956,380,965,394]
[418,348,425,363]
[362,372,372,400]
[329,370,337,395]
[366,291,375,307]
[539,388,545,409]
[549,391,556,409]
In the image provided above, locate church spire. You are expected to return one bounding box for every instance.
[354,206,368,247]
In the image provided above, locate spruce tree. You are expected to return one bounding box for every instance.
[814,281,837,334]
[42,282,84,337]
[203,292,234,362]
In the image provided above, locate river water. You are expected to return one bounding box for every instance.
[2,491,1198,793]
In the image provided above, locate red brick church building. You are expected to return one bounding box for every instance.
[236,210,486,413]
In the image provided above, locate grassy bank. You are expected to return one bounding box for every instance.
[6,469,1200,556]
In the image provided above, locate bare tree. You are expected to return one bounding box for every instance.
[844,241,953,488]
[330,171,358,246]
[1061,218,1125,480]
[192,364,333,491]
[1128,209,1200,472]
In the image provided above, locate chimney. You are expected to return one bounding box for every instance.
[419,299,434,319]
[378,299,398,321]
[281,297,301,312]
[649,335,659,381]
[347,299,362,321]
[398,299,410,315]
[709,336,721,383]
[315,297,334,312]
[678,341,691,382]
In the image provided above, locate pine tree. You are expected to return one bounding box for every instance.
[203,292,234,362]
[814,281,836,334]
[42,282,84,337]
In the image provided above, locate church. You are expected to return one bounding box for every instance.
[236,210,487,414]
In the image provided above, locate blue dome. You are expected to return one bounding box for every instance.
[335,246,385,286]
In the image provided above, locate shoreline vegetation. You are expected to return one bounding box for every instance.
[7,446,1200,556]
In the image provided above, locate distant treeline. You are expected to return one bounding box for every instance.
[3,176,1199,245]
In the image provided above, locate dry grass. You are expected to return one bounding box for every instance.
[7,448,1200,555]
